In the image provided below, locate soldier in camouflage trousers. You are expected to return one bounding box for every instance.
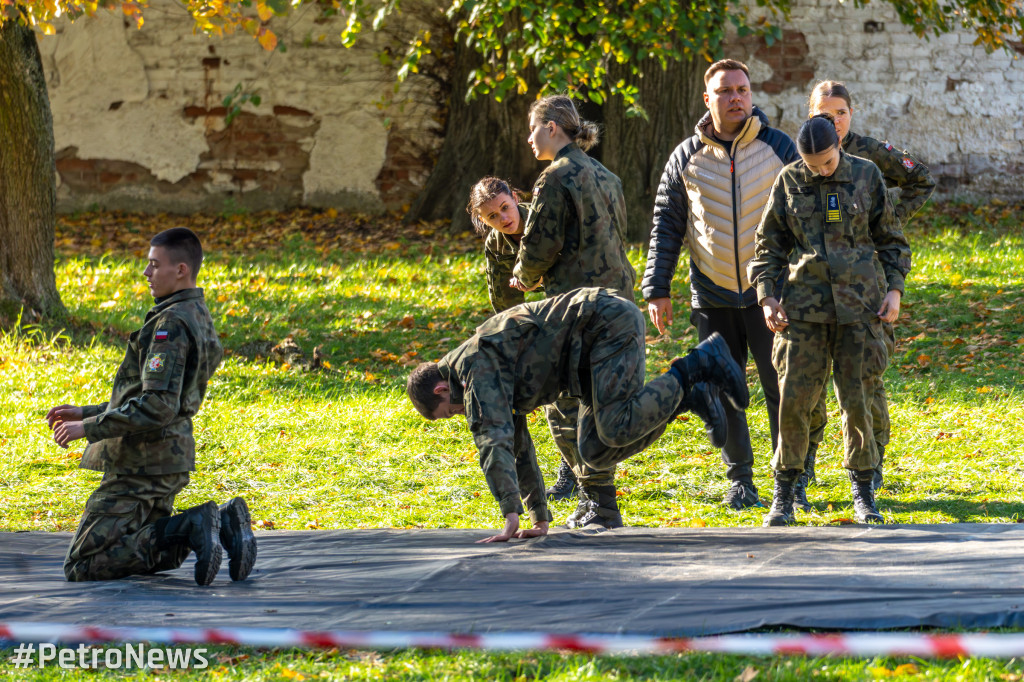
[748,115,911,527]
[509,95,637,528]
[47,228,256,586]
[799,81,936,497]
[406,287,747,542]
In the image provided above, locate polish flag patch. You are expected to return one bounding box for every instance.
[884,143,894,151]
[155,330,169,341]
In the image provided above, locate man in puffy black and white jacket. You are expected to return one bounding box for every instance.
[641,59,798,510]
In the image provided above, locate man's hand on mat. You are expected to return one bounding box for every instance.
[478,513,521,543]
[478,515,549,543]
[513,521,548,539]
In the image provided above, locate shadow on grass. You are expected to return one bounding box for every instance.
[809,496,1023,523]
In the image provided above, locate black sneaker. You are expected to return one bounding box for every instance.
[723,480,761,510]
[219,497,257,581]
[670,332,749,410]
[678,382,727,448]
[546,460,579,502]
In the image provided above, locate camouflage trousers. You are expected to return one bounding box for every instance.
[573,302,683,470]
[808,321,895,450]
[64,472,191,582]
[544,397,616,487]
[772,319,886,473]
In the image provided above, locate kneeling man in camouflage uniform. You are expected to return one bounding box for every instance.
[406,287,748,542]
[47,227,256,586]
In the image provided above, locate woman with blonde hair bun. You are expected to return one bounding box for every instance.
[509,94,638,530]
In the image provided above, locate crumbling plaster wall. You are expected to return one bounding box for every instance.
[40,0,1023,214]
[726,0,1024,198]
[41,2,440,213]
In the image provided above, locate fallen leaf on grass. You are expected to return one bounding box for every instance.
[256,520,275,529]
[370,349,399,363]
[734,665,759,682]
[398,315,415,329]
[829,518,856,525]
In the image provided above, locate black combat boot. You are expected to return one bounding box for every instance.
[676,382,727,448]
[850,470,884,524]
[219,497,257,581]
[872,445,885,491]
[545,460,579,502]
[566,485,623,530]
[154,501,222,586]
[792,469,812,512]
[762,471,799,527]
[668,332,749,410]
[804,443,818,486]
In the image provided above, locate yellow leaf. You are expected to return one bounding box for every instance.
[39,22,56,35]
[326,207,339,219]
[257,27,277,51]
[257,1,273,21]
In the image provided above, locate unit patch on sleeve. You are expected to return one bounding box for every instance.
[884,143,894,151]
[825,193,843,223]
[155,330,169,341]
[146,353,166,373]
[902,158,916,171]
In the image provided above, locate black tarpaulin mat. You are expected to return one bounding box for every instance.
[3,525,1023,636]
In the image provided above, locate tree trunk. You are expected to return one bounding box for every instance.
[405,40,538,233]
[602,57,705,243]
[0,21,64,325]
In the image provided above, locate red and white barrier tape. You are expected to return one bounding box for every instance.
[0,622,1015,658]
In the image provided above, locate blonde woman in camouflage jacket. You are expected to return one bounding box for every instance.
[794,81,936,502]
[509,95,637,530]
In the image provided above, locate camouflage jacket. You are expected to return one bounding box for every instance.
[749,152,912,325]
[483,206,527,313]
[843,131,935,224]
[81,288,223,475]
[437,288,631,520]
[513,144,636,297]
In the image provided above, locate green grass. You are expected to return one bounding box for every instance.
[4,645,1023,680]
[2,204,1024,679]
